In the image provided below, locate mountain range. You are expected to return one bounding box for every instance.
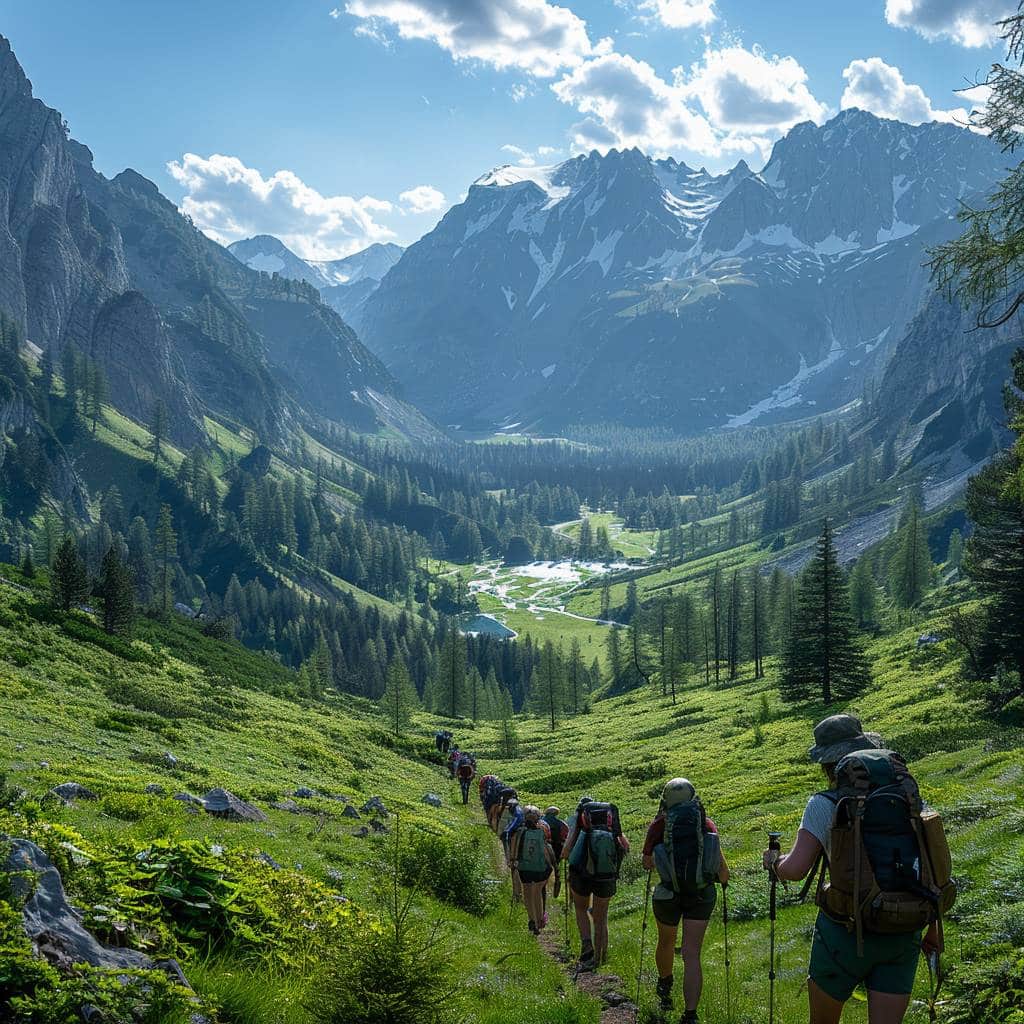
[228,235,404,324]
[0,32,430,474]
[350,112,1005,446]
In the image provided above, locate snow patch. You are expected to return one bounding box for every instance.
[501,286,517,311]
[528,238,566,304]
[541,363,556,379]
[244,253,285,274]
[586,229,623,276]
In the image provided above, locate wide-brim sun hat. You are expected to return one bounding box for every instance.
[808,713,883,763]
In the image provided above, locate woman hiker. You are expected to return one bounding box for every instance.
[642,777,730,1023]
[762,714,945,1024]
[510,805,557,934]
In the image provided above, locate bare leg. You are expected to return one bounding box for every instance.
[572,889,593,954]
[655,919,678,980]
[680,918,709,1013]
[809,979,844,1024]
[866,990,913,1024]
[591,895,611,965]
[523,881,543,929]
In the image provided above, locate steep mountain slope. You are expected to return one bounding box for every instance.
[230,236,404,324]
[0,35,427,444]
[358,111,1004,433]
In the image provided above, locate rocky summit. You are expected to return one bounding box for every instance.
[357,111,1004,434]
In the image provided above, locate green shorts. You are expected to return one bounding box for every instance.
[809,913,923,1003]
[652,885,717,926]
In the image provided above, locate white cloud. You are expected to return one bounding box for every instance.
[342,0,611,77]
[501,144,537,165]
[841,57,970,124]
[510,82,531,102]
[642,0,716,29]
[167,153,395,260]
[537,144,560,155]
[884,0,1015,47]
[552,44,826,162]
[399,184,448,213]
[677,45,828,134]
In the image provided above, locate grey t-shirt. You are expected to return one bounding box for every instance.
[799,793,837,861]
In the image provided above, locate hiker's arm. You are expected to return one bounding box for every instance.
[718,849,730,884]
[922,921,943,955]
[562,825,578,860]
[763,828,822,882]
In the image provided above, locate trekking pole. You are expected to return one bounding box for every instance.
[562,865,570,957]
[767,832,782,1024]
[635,868,653,1011]
[927,950,944,1023]
[722,880,732,1024]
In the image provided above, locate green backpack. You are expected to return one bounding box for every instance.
[569,802,622,881]
[662,798,720,897]
[516,826,549,874]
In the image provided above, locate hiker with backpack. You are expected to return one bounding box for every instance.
[543,805,569,899]
[490,786,518,833]
[564,796,630,969]
[510,805,557,934]
[762,714,954,1024]
[457,755,476,804]
[500,796,525,902]
[447,746,461,778]
[642,778,730,1022]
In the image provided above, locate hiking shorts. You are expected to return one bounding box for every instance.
[569,867,616,900]
[519,868,552,885]
[809,912,923,1003]
[652,885,717,926]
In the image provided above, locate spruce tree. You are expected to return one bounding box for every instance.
[945,528,964,569]
[154,503,177,616]
[98,545,135,636]
[51,535,88,612]
[849,555,878,628]
[780,520,871,704]
[149,400,168,463]
[432,633,467,719]
[531,641,564,730]
[890,502,932,608]
[380,660,418,737]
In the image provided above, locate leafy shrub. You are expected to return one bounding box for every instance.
[947,950,1024,1024]
[518,765,615,795]
[398,830,494,916]
[100,792,156,822]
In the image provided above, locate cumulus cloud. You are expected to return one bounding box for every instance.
[167,153,395,260]
[552,44,826,161]
[501,143,537,165]
[841,57,970,124]
[884,0,1016,47]
[642,0,716,29]
[342,0,611,77]
[399,184,448,213]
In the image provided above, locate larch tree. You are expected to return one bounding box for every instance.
[381,660,418,737]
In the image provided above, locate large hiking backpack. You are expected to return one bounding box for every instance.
[661,798,721,897]
[569,802,622,881]
[814,749,956,953]
[516,825,550,874]
[543,812,567,859]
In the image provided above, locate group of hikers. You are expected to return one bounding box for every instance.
[437,734,479,805]
[465,713,955,1024]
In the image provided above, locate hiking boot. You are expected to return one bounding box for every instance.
[528,920,538,935]
[656,976,673,1012]
[577,945,596,972]
[679,1011,698,1024]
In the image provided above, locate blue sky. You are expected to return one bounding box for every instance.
[1,0,1009,258]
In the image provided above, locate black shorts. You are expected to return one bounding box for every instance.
[652,885,717,926]
[569,867,616,900]
[519,868,552,885]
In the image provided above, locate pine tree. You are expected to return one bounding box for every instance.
[154,503,177,616]
[51,535,88,612]
[750,567,765,679]
[98,545,135,636]
[20,548,35,579]
[565,637,588,714]
[531,641,564,730]
[709,563,722,685]
[149,400,168,463]
[432,633,467,719]
[780,520,871,704]
[945,528,964,569]
[497,689,519,758]
[380,660,418,737]
[849,555,878,628]
[890,502,932,608]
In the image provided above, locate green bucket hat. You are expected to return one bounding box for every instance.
[662,778,696,808]
[808,714,882,764]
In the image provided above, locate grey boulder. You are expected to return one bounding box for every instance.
[341,804,361,819]
[200,788,267,822]
[47,782,97,805]
[361,796,387,816]
[421,793,443,808]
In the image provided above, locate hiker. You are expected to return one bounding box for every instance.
[543,805,569,898]
[457,755,475,804]
[762,714,953,1024]
[642,778,730,1022]
[434,730,445,753]
[490,786,517,833]
[439,730,451,754]
[479,773,498,805]
[564,796,630,969]
[499,796,525,901]
[447,746,461,778]
[510,805,556,934]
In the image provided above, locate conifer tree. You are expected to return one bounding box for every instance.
[432,632,467,718]
[380,660,418,737]
[98,544,135,636]
[154,503,177,616]
[780,520,871,704]
[890,502,932,608]
[750,567,766,678]
[945,528,964,569]
[149,400,168,463]
[497,689,519,758]
[531,641,564,730]
[51,535,88,612]
[20,548,35,579]
[849,555,878,628]
[565,637,588,714]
